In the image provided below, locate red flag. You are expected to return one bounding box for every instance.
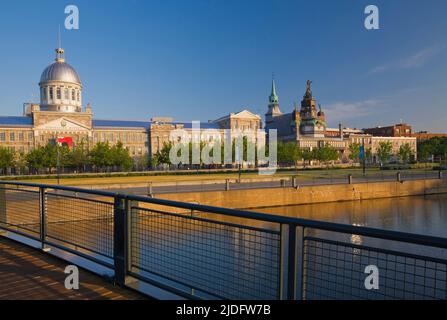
[57,137,73,148]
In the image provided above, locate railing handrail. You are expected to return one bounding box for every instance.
[1,180,447,250]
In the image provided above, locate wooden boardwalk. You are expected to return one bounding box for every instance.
[0,237,145,300]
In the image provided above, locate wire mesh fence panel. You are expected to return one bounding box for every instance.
[130,206,281,299]
[302,237,447,300]
[0,186,40,238]
[45,192,114,259]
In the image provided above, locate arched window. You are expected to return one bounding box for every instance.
[57,87,61,99]
[49,87,54,100]
[71,89,75,101]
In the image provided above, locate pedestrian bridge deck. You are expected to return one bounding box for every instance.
[0,237,144,300]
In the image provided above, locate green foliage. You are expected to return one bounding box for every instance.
[277,142,302,165]
[152,142,172,166]
[398,143,413,163]
[377,141,393,163]
[315,144,338,164]
[67,140,89,169]
[348,143,360,162]
[0,147,15,170]
[418,137,447,161]
[89,142,113,168]
[25,147,46,170]
[110,141,133,170]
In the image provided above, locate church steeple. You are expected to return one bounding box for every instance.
[265,77,282,127]
[269,79,279,105]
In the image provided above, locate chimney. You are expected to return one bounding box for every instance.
[339,123,343,139]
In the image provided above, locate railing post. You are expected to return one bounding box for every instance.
[439,170,443,180]
[39,187,47,250]
[0,186,7,235]
[348,174,353,184]
[114,195,128,286]
[147,182,153,197]
[280,224,297,300]
[397,171,402,182]
[225,179,230,191]
[280,179,286,188]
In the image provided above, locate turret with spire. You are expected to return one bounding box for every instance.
[265,78,282,126]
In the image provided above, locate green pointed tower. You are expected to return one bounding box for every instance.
[269,79,279,105]
[265,78,282,127]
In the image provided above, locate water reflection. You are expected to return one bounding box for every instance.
[257,194,447,238]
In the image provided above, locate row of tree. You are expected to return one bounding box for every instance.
[418,137,447,162]
[151,140,340,168]
[349,141,414,164]
[0,141,136,174]
[277,142,339,167]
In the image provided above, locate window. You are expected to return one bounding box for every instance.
[42,88,46,99]
[19,132,24,141]
[28,132,33,140]
[57,87,61,99]
[77,91,80,102]
[71,89,75,101]
[49,87,54,100]
[10,132,15,141]
[0,133,5,141]
[64,88,69,100]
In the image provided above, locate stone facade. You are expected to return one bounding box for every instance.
[0,48,262,163]
[264,79,417,162]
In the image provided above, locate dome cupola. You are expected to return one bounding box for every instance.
[39,48,82,112]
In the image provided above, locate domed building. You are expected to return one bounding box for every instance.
[0,47,263,166]
[39,48,82,113]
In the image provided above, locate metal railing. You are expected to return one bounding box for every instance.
[0,181,446,300]
[138,170,445,196]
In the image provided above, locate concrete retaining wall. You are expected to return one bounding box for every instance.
[154,178,447,209]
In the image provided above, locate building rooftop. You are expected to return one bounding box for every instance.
[0,116,33,127]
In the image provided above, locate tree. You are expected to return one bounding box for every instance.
[418,137,447,162]
[152,142,172,167]
[110,141,133,171]
[348,143,361,162]
[0,147,15,173]
[277,142,302,166]
[316,144,338,166]
[25,147,46,173]
[398,143,413,163]
[302,149,314,168]
[377,141,393,164]
[89,142,113,170]
[67,140,90,171]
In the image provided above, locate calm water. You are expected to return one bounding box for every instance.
[257,194,447,238]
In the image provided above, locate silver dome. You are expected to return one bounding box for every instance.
[40,61,81,84]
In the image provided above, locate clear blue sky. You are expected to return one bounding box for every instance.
[1,0,446,131]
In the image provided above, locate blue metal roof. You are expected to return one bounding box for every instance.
[0,117,220,130]
[0,116,33,127]
[92,119,152,129]
[93,119,220,130]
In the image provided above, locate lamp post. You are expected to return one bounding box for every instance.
[56,143,60,185]
[361,138,366,176]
